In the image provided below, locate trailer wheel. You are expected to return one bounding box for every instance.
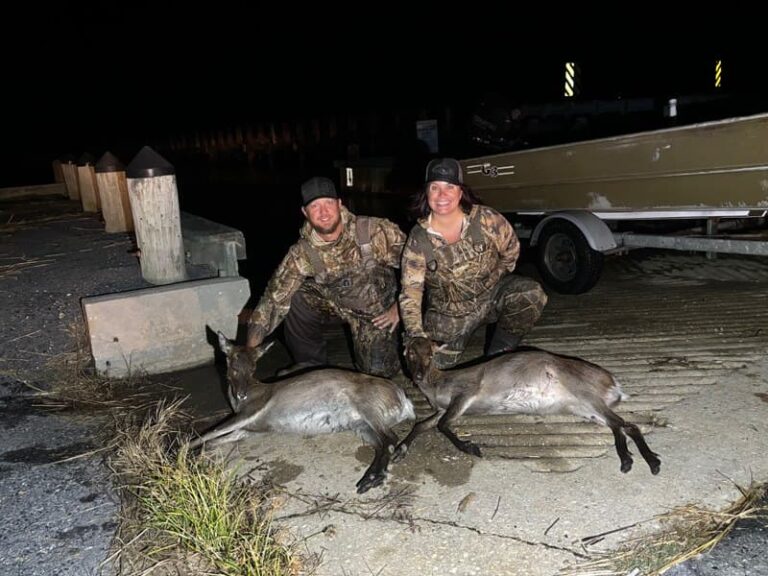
[537,220,604,294]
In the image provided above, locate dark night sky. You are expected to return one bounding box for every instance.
[2,6,765,186]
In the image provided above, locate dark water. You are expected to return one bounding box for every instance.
[173,159,418,299]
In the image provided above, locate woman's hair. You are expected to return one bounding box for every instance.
[409,183,482,219]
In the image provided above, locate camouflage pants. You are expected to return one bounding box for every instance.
[283,284,401,378]
[424,274,547,369]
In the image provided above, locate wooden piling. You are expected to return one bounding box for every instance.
[60,155,81,201]
[95,152,133,233]
[52,159,64,183]
[126,146,187,285]
[77,153,101,213]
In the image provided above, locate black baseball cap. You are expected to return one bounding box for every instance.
[425,158,463,186]
[301,177,338,206]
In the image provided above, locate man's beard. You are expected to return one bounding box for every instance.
[311,217,341,236]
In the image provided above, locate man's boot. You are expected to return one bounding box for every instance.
[485,324,522,356]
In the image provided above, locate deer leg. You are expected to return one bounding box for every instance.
[605,412,633,473]
[189,411,262,450]
[393,411,442,463]
[356,426,397,494]
[438,395,482,457]
[623,422,661,475]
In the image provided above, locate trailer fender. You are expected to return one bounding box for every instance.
[530,211,617,252]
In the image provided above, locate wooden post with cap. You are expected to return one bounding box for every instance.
[126,146,187,285]
[95,152,133,233]
[60,154,81,201]
[77,153,101,213]
[52,159,64,183]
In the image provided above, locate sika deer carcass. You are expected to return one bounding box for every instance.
[189,332,415,493]
[397,337,661,475]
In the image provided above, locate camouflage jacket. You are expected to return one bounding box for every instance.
[399,204,520,338]
[247,206,406,345]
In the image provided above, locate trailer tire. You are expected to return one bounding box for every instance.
[536,220,603,294]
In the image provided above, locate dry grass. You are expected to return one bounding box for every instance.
[40,320,166,411]
[561,481,768,576]
[107,399,301,576]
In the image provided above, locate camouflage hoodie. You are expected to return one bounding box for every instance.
[399,204,520,338]
[247,206,406,346]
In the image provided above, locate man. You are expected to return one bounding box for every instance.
[247,176,406,377]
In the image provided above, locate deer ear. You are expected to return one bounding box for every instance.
[218,331,234,356]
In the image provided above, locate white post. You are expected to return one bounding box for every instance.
[126,146,187,285]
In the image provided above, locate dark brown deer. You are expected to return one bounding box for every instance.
[397,338,661,475]
[189,332,415,493]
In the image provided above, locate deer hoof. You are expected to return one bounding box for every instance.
[392,444,408,463]
[460,441,482,458]
[356,472,385,494]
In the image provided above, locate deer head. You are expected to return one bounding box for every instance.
[405,336,439,384]
[217,331,274,412]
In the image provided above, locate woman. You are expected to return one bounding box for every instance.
[399,158,547,369]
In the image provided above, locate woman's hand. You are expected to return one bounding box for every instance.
[372,303,400,333]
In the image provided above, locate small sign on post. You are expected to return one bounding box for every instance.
[126,146,187,285]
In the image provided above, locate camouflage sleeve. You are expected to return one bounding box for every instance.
[483,206,520,273]
[398,232,428,338]
[247,243,309,346]
[372,218,406,268]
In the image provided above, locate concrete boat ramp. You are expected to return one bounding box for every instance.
[207,255,768,576]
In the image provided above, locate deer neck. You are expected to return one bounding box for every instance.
[417,365,445,409]
[241,376,274,406]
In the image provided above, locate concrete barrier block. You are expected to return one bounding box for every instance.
[82,276,250,377]
[181,212,247,277]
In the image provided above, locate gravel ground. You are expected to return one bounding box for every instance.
[0,196,765,575]
[0,197,147,576]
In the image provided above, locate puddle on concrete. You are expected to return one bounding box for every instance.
[1,441,97,464]
[356,433,474,488]
[262,458,304,485]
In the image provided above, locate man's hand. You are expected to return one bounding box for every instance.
[372,303,400,333]
[246,325,263,349]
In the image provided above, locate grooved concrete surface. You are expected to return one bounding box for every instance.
[216,251,768,576]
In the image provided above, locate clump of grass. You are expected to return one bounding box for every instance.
[38,321,300,574]
[109,399,300,576]
[562,481,767,576]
